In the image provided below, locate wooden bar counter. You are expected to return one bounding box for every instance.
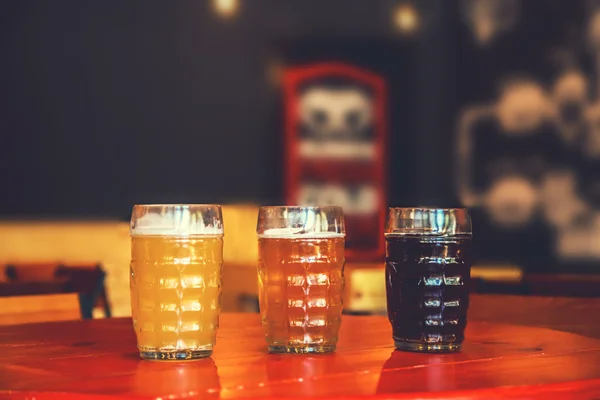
[2,295,600,400]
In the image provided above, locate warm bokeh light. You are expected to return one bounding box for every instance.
[393,3,420,34]
[212,0,239,19]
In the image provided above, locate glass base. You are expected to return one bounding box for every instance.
[268,344,336,354]
[139,348,212,360]
[394,340,462,353]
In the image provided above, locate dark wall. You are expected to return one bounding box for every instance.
[0,0,456,219]
[5,0,599,273]
[0,0,445,218]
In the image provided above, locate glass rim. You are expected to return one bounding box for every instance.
[385,207,471,236]
[257,205,345,237]
[130,203,223,237]
[259,205,344,212]
[132,204,222,209]
[387,207,468,212]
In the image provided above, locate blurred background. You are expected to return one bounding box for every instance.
[2,0,600,322]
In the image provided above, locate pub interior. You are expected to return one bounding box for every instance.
[2,0,600,399]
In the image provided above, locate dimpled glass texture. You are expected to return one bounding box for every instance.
[258,236,345,353]
[130,236,223,360]
[385,207,472,353]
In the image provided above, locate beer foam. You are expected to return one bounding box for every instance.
[131,212,223,236]
[258,228,344,239]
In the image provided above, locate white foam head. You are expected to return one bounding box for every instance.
[131,206,223,236]
[258,228,344,239]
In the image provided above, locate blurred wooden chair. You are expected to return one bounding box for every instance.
[1,263,112,318]
[3,262,58,281]
[0,293,81,326]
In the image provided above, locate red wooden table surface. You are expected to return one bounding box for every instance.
[2,295,600,400]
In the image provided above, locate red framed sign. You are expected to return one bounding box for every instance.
[283,63,388,261]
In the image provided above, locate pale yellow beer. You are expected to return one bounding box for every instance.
[129,204,223,360]
[131,235,223,359]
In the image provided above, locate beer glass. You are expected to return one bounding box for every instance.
[257,206,345,353]
[385,207,472,352]
[130,204,224,360]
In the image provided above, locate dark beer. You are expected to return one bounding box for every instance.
[385,234,472,352]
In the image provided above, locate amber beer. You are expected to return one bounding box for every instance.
[130,204,224,360]
[257,206,346,354]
